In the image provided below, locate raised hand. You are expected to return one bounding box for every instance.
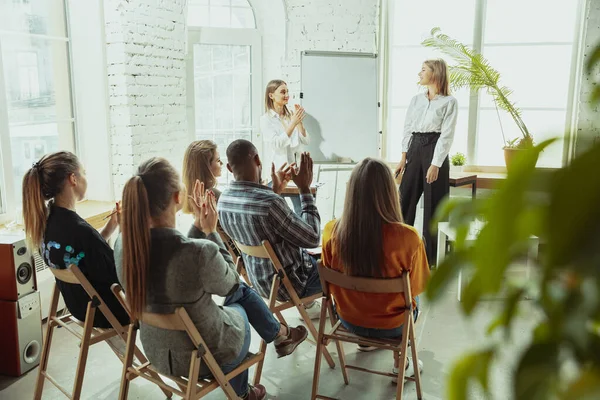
[291,152,314,194]
[271,162,294,195]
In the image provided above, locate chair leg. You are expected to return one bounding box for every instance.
[298,303,335,369]
[408,316,423,400]
[326,302,348,384]
[252,338,268,386]
[72,304,97,399]
[310,298,329,400]
[33,285,61,400]
[118,324,137,400]
[396,315,411,400]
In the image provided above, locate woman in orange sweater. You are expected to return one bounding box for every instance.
[322,157,431,381]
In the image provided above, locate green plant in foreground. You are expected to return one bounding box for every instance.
[426,38,600,400]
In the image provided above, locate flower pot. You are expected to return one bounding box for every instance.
[504,148,521,169]
[450,165,464,173]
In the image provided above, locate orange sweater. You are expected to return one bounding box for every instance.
[322,220,431,329]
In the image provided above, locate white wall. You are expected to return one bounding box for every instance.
[576,0,600,155]
[103,0,188,197]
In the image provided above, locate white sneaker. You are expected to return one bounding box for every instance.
[304,301,322,320]
[392,357,423,383]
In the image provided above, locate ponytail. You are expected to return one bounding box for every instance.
[22,168,49,250]
[120,157,181,318]
[121,176,151,319]
[21,151,80,250]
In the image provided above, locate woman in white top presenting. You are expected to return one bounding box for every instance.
[394,59,458,266]
[260,79,310,214]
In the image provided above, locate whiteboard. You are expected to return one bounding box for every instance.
[300,51,379,163]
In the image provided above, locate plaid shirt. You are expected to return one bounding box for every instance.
[217,181,320,301]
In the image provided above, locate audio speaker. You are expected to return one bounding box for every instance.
[0,291,43,376]
[0,235,37,301]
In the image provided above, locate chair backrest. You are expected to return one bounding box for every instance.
[49,266,81,285]
[317,261,412,302]
[50,264,127,333]
[234,240,284,270]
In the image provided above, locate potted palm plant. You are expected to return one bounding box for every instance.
[422,28,534,168]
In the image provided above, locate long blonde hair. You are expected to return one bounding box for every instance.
[264,79,291,119]
[333,158,403,277]
[424,59,451,96]
[182,140,217,214]
[121,157,180,318]
[22,151,80,250]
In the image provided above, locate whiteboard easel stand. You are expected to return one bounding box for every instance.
[316,164,356,221]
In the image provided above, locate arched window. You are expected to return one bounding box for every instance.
[186,0,262,185]
[188,0,256,29]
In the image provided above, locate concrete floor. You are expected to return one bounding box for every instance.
[0,280,538,400]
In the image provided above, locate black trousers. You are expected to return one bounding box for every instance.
[399,132,449,266]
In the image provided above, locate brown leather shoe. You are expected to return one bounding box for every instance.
[275,324,308,358]
[246,383,266,400]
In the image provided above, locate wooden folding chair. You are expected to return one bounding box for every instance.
[116,303,265,400]
[33,264,172,400]
[311,262,422,400]
[217,226,252,286]
[234,240,335,385]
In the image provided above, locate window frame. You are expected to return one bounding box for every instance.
[383,0,588,169]
[186,26,263,158]
[0,0,76,224]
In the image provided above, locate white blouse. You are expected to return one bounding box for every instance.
[401,93,458,167]
[260,109,310,168]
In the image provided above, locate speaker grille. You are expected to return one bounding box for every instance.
[33,251,48,273]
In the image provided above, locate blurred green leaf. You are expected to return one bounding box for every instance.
[515,342,559,400]
[486,288,525,337]
[448,349,495,400]
[560,369,600,400]
[547,144,600,270]
[426,251,463,303]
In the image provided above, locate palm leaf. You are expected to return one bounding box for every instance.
[422,27,532,142]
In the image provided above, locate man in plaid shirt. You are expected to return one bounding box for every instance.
[217,140,322,307]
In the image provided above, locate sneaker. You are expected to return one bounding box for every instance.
[304,301,322,320]
[357,344,378,352]
[245,383,266,400]
[392,357,423,383]
[275,325,308,358]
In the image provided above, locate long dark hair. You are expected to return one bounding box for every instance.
[121,157,180,318]
[22,151,80,250]
[333,158,403,277]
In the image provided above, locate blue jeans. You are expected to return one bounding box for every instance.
[300,255,323,298]
[215,283,282,396]
[337,297,420,339]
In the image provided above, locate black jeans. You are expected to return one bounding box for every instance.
[399,132,449,266]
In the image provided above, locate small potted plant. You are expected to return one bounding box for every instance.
[450,152,466,173]
[422,28,535,169]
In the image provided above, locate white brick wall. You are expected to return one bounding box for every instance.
[281,0,379,96]
[576,0,600,155]
[104,0,188,197]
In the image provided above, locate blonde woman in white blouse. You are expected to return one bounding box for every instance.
[394,59,458,266]
[260,79,310,214]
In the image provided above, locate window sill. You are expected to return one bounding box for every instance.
[0,200,115,234]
